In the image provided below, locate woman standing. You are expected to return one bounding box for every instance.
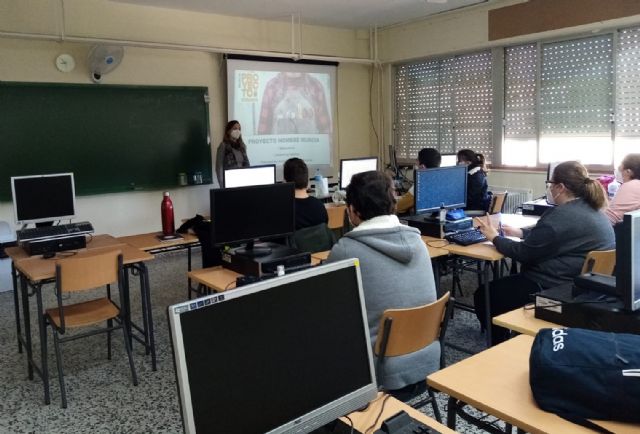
[215,120,250,187]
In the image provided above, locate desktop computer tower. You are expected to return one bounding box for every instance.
[522,198,554,216]
[23,235,87,256]
[221,243,311,277]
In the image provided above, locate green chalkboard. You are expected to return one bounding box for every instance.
[0,82,212,201]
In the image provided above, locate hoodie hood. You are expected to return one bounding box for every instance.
[344,226,421,264]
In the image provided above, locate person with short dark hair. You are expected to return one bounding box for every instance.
[283,158,328,230]
[605,153,640,224]
[396,148,441,214]
[327,171,439,392]
[215,120,250,187]
[475,161,615,345]
[457,149,490,211]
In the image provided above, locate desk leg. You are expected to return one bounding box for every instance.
[35,284,50,405]
[12,262,22,353]
[483,261,492,347]
[138,270,150,355]
[432,258,441,298]
[123,268,133,349]
[20,275,33,380]
[187,245,193,300]
[447,397,458,429]
[139,263,157,371]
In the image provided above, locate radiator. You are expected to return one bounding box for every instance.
[488,185,533,214]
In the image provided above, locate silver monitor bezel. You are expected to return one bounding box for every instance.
[10,172,77,225]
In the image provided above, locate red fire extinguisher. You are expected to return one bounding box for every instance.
[161,191,175,236]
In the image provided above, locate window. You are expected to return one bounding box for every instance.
[395,25,640,170]
[395,51,493,163]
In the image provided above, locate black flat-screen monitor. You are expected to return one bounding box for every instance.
[11,173,76,225]
[339,157,378,190]
[414,166,467,214]
[440,153,458,167]
[616,211,640,311]
[167,259,378,434]
[210,182,295,254]
[223,164,276,188]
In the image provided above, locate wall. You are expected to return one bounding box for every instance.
[0,0,374,236]
[378,0,640,195]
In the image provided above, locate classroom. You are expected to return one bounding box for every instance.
[1,0,640,433]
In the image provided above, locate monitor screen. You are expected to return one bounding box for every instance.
[168,259,377,434]
[547,162,562,181]
[224,164,276,188]
[414,166,467,214]
[340,157,378,190]
[11,173,76,225]
[210,182,295,246]
[440,154,458,167]
[616,211,640,311]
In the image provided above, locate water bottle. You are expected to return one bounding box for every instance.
[314,169,323,197]
[161,191,175,236]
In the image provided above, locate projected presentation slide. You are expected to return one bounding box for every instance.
[227,59,336,167]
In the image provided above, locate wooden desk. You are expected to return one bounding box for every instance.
[325,203,346,230]
[188,266,241,292]
[9,235,156,405]
[118,231,199,299]
[311,250,330,265]
[493,306,559,337]
[346,393,455,434]
[428,335,639,434]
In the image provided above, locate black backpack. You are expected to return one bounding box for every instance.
[530,328,640,433]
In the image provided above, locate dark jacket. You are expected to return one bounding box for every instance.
[215,141,250,187]
[493,198,615,288]
[466,166,490,211]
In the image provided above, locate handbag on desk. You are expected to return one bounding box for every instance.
[529,328,640,433]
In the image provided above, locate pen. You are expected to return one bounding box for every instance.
[499,221,504,237]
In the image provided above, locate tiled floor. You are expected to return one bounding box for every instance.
[0,250,498,433]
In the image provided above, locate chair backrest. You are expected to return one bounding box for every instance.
[326,204,346,230]
[489,191,508,214]
[581,250,616,276]
[374,292,451,358]
[290,223,336,253]
[56,249,122,293]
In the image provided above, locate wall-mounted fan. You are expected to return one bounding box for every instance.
[87,45,124,83]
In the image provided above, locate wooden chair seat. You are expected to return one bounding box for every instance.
[46,297,119,329]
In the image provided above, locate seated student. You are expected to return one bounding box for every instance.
[395,148,442,214]
[475,161,615,345]
[327,171,439,393]
[457,149,491,212]
[283,158,329,230]
[605,153,640,225]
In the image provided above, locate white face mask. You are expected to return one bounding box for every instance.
[230,129,241,140]
[615,168,624,183]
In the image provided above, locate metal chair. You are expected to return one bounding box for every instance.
[374,292,454,422]
[44,249,138,408]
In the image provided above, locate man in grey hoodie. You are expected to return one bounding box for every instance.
[327,171,439,392]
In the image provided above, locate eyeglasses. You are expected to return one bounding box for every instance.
[545,180,558,188]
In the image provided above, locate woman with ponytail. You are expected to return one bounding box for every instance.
[474,161,615,345]
[457,149,491,211]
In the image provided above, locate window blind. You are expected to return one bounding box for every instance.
[395,51,493,162]
[540,35,613,137]
[616,27,640,139]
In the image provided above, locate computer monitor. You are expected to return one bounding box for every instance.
[210,182,295,255]
[547,162,562,181]
[167,259,377,434]
[414,166,467,214]
[339,157,378,190]
[440,153,458,167]
[223,164,276,188]
[11,173,77,225]
[616,211,640,311]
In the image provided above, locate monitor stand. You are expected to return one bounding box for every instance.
[233,240,273,257]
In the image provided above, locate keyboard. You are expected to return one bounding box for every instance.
[445,228,487,246]
[18,221,95,242]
